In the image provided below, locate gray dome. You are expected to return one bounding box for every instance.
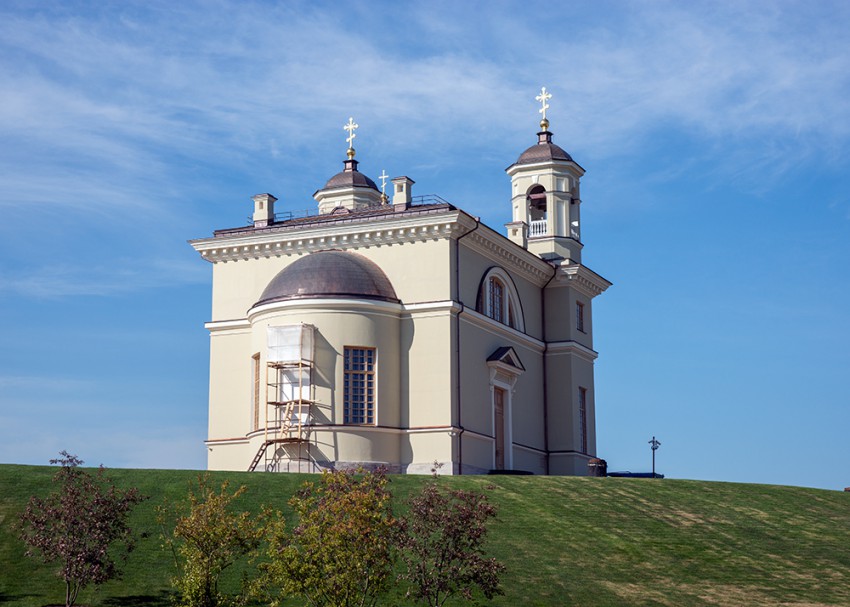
[254,250,399,307]
[514,131,573,165]
[322,170,379,191]
[516,142,573,165]
[319,158,379,192]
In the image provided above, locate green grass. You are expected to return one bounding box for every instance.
[1,464,849,606]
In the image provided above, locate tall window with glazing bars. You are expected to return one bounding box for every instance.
[578,387,588,454]
[343,347,375,424]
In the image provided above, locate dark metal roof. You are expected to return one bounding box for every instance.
[516,142,573,165]
[486,346,525,371]
[254,250,399,307]
[513,130,574,166]
[319,158,379,192]
[214,200,456,238]
[322,169,379,191]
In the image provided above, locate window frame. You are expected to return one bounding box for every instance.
[252,352,261,431]
[576,300,585,333]
[578,386,588,454]
[343,346,377,425]
[478,267,525,332]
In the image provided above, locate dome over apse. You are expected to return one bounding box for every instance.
[253,250,399,307]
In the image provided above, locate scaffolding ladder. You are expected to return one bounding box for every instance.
[248,359,314,472]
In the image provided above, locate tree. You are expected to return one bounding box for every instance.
[18,451,146,607]
[161,475,263,607]
[259,468,396,607]
[396,478,505,606]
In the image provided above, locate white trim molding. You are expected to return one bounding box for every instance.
[190,211,473,263]
[460,308,545,353]
[478,266,526,332]
[486,348,525,471]
[546,340,599,362]
[461,224,553,286]
[553,263,612,299]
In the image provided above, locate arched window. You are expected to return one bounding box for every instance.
[527,185,547,237]
[478,268,524,331]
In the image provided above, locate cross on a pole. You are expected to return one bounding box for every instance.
[343,117,358,149]
[379,169,389,196]
[649,436,661,477]
[535,86,552,121]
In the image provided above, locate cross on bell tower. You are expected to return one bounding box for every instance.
[505,87,586,263]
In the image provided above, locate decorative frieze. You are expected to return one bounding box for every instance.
[191,213,469,263]
[461,227,554,286]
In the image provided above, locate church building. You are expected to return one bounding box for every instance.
[190,90,611,475]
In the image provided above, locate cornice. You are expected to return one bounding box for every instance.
[461,225,554,286]
[206,300,461,333]
[546,340,599,362]
[460,308,545,352]
[247,297,403,322]
[204,318,251,333]
[505,158,585,177]
[190,211,473,263]
[551,263,612,299]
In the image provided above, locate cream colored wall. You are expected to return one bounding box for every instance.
[509,165,583,225]
[208,440,252,471]
[210,239,453,322]
[460,433,494,475]
[456,316,546,474]
[544,351,596,458]
[248,303,401,465]
[316,428,402,467]
[203,213,601,476]
[549,452,593,475]
[207,329,252,441]
[513,445,547,474]
[456,239,545,339]
[543,285,593,349]
[405,431,455,473]
[208,304,459,472]
[403,313,455,428]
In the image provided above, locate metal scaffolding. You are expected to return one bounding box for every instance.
[248,324,316,472]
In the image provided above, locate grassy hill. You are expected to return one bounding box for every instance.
[0,464,849,606]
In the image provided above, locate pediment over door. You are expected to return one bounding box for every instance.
[486,346,525,388]
[486,346,525,371]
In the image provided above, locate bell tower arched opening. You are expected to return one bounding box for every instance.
[527,185,547,238]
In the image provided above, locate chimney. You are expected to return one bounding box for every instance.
[252,193,277,227]
[391,176,414,211]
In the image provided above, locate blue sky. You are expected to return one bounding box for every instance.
[1,1,848,490]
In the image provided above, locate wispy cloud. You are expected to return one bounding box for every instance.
[2,1,846,188]
[0,257,207,298]
[0,1,847,276]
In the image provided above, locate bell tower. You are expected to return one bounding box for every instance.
[505,88,585,263]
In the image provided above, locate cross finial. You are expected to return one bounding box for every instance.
[535,86,552,131]
[344,117,358,158]
[379,169,389,195]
